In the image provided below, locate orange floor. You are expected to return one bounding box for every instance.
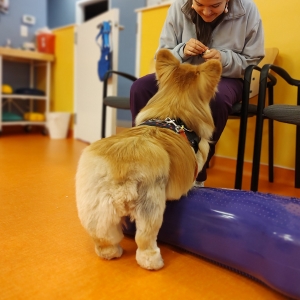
[1,129,298,300]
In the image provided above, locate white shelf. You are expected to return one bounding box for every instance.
[1,94,47,100]
[1,121,46,126]
[0,47,54,133]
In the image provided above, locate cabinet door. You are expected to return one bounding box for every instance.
[136,5,170,78]
[74,9,119,143]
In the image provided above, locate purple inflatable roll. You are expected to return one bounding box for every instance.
[123,188,300,300]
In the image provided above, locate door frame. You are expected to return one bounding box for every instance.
[75,0,110,24]
[74,8,119,143]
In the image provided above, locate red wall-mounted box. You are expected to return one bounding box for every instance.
[36,33,55,54]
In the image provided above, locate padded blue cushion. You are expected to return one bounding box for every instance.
[123,188,300,300]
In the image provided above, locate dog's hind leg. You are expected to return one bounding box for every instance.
[89,196,124,260]
[93,220,124,260]
[134,184,166,270]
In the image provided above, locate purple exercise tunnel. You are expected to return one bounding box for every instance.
[123,187,300,300]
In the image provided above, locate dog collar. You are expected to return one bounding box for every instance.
[139,117,200,153]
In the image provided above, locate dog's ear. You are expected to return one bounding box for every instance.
[199,60,222,84]
[196,60,222,100]
[155,49,179,82]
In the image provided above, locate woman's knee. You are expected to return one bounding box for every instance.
[130,73,158,124]
[211,78,243,117]
[130,73,157,98]
[130,79,141,97]
[216,78,243,106]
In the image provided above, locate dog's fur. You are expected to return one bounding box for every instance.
[76,49,222,270]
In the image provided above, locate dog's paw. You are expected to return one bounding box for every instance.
[136,248,164,270]
[95,244,123,260]
[193,181,204,188]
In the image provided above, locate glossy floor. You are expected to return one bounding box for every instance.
[1,131,298,300]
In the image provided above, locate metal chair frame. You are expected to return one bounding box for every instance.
[251,64,300,191]
[101,70,137,139]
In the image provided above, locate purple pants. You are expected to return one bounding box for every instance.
[130,73,243,182]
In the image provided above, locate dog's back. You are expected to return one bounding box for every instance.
[77,125,197,204]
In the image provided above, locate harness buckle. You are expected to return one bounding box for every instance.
[164,118,190,133]
[164,118,181,132]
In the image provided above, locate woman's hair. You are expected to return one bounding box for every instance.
[181,0,230,46]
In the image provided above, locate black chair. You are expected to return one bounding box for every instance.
[233,65,277,190]
[251,64,300,191]
[101,70,137,138]
[231,48,279,190]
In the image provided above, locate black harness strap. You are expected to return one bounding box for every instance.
[139,118,200,154]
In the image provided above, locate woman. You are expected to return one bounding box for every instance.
[130,0,264,186]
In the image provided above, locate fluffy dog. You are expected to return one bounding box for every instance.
[76,49,221,270]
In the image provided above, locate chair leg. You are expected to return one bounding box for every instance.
[101,104,107,139]
[267,83,274,183]
[251,116,264,192]
[251,65,271,192]
[234,64,258,190]
[268,118,274,182]
[235,113,248,189]
[295,125,300,188]
[251,82,268,192]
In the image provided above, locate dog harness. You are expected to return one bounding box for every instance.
[139,117,200,154]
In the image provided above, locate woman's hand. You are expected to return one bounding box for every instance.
[202,49,222,62]
[184,38,208,56]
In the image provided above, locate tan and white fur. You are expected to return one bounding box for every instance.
[76,49,222,270]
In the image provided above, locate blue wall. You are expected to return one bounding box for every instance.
[0,0,47,100]
[47,0,77,29]
[0,0,47,48]
[111,0,145,124]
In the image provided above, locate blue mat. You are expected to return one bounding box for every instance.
[123,187,300,300]
[2,112,23,121]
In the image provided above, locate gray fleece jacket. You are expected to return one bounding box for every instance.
[158,0,265,78]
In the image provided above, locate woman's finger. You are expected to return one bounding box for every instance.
[185,38,207,55]
[202,49,222,62]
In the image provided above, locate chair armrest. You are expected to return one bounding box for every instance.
[235,65,277,119]
[243,65,277,103]
[103,70,138,99]
[103,70,137,82]
[262,64,300,87]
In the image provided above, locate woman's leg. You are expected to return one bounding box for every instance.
[130,73,158,126]
[196,77,244,182]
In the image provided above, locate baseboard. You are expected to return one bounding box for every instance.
[212,155,295,187]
